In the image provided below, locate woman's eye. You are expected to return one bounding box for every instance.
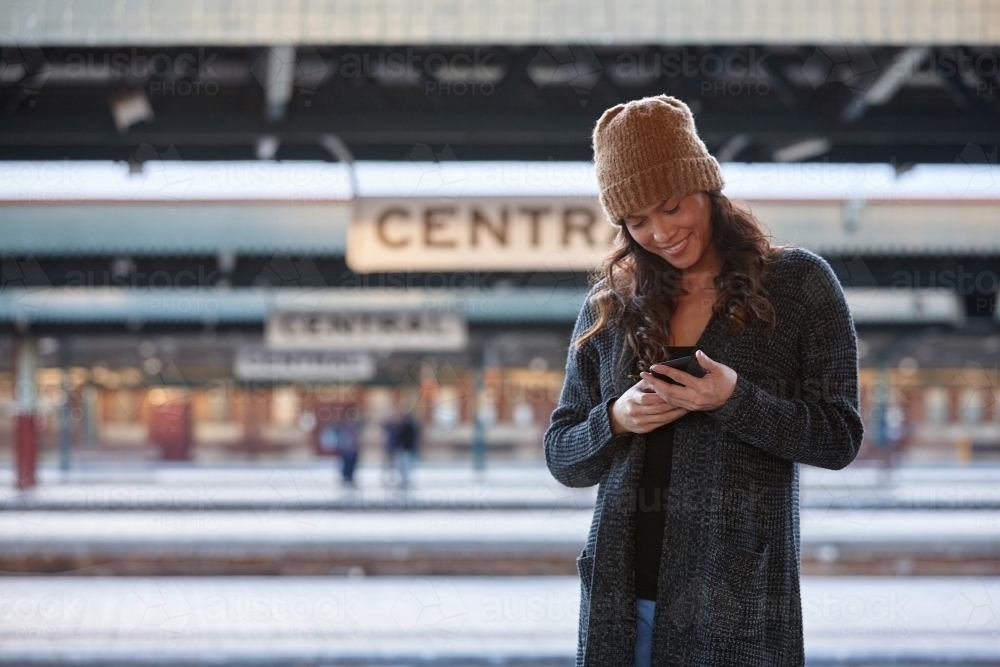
[664,204,680,214]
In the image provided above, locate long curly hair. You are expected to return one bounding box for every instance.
[573,190,785,385]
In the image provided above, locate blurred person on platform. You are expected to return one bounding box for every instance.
[384,404,419,488]
[336,406,362,487]
[319,404,362,488]
[394,409,420,489]
[544,95,863,667]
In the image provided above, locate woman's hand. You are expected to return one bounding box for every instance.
[640,350,738,413]
[608,378,690,435]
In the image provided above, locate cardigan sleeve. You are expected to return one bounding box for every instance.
[706,255,865,470]
[544,289,633,488]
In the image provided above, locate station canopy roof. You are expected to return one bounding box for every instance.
[4,3,998,164]
[4,0,998,46]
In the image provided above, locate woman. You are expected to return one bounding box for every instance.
[543,95,864,667]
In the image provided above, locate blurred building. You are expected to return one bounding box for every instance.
[1,161,998,465]
[1,1,999,467]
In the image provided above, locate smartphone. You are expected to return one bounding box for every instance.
[647,353,706,386]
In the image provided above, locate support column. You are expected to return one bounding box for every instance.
[473,338,500,475]
[59,339,72,473]
[15,336,38,490]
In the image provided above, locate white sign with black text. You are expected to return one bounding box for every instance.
[265,310,468,351]
[234,347,377,381]
[347,196,618,271]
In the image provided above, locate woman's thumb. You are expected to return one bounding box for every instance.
[696,349,719,371]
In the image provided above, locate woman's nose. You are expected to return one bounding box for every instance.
[651,223,673,244]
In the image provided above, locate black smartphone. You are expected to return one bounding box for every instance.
[647,353,706,386]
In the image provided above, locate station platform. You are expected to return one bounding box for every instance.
[1,507,998,577]
[3,461,999,512]
[1,576,998,666]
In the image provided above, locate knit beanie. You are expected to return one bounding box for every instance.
[592,95,724,226]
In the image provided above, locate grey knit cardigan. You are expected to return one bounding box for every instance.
[544,247,864,667]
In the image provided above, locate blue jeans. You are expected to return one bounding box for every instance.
[635,598,656,667]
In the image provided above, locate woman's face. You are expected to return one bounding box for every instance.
[622,192,714,271]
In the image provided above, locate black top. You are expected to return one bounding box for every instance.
[633,345,696,601]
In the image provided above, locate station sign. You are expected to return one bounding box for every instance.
[234,347,377,381]
[265,309,468,351]
[346,196,617,271]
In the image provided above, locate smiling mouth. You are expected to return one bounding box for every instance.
[660,235,690,255]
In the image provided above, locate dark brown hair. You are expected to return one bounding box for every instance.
[574,190,785,384]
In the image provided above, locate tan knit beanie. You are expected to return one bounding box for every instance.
[593,95,724,226]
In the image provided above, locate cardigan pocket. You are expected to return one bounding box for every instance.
[577,552,595,592]
[700,541,770,644]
